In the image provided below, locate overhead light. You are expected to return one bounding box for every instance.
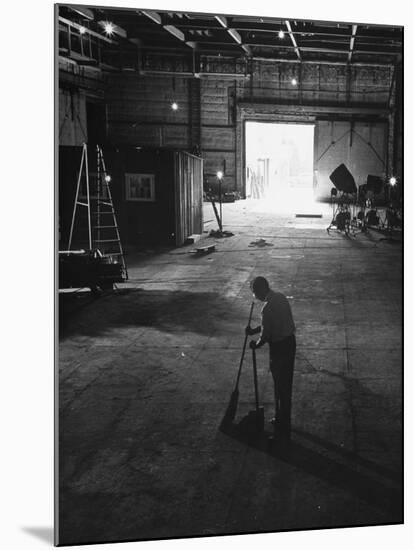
[291,78,298,86]
[79,26,86,35]
[216,171,224,180]
[171,102,179,111]
[105,175,112,183]
[103,21,115,36]
[278,30,285,39]
[389,176,397,186]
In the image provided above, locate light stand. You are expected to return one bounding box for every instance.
[217,171,224,232]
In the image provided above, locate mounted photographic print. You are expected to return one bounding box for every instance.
[125,173,156,201]
[56,2,403,546]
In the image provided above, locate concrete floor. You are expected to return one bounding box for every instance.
[58,199,403,546]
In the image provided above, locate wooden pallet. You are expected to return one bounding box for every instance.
[195,244,216,254]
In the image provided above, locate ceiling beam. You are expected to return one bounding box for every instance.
[285,20,301,60]
[140,10,196,49]
[228,22,401,41]
[346,48,399,56]
[67,5,94,20]
[164,24,185,42]
[237,99,389,115]
[140,10,162,25]
[348,24,357,63]
[252,56,394,67]
[139,69,249,80]
[228,28,242,44]
[133,41,397,65]
[215,15,228,29]
[161,20,399,42]
[214,14,251,56]
[246,43,397,56]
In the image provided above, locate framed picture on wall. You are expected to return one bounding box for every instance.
[125,173,156,201]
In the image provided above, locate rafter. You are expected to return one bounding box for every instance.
[164,25,185,42]
[285,20,301,60]
[215,15,228,29]
[67,5,94,20]
[348,24,358,63]
[228,28,242,44]
[214,14,251,55]
[140,10,162,25]
[140,9,196,49]
[59,6,402,68]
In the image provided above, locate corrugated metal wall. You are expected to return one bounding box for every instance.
[174,152,203,246]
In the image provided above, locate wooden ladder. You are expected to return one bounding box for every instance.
[92,145,128,280]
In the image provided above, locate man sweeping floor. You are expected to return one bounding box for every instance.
[246,276,296,446]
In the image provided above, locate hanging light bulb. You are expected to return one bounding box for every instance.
[103,21,115,36]
[216,171,224,180]
[278,30,285,39]
[389,176,397,186]
[291,78,298,86]
[105,175,112,183]
[79,26,86,35]
[171,102,179,111]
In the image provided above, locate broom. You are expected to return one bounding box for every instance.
[221,301,255,424]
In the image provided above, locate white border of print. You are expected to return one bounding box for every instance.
[2,1,412,550]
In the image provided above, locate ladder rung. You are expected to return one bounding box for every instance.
[94,225,118,229]
[76,201,89,207]
[95,239,120,243]
[99,201,113,207]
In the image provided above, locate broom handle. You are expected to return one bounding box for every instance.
[235,301,255,389]
[252,347,260,411]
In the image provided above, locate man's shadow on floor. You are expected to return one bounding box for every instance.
[219,418,402,521]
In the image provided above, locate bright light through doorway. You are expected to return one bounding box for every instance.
[246,122,318,214]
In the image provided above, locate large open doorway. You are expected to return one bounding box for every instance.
[245,121,316,213]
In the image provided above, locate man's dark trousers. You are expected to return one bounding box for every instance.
[269,334,296,439]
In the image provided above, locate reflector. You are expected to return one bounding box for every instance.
[329,164,357,194]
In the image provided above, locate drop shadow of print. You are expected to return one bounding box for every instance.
[21,526,54,545]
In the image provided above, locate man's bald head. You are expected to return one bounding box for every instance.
[251,277,270,301]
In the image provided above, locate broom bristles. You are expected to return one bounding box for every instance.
[222,388,239,423]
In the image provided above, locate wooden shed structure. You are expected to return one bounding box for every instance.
[59,146,203,249]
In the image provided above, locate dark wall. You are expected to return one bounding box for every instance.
[59,146,177,249]
[114,148,176,246]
